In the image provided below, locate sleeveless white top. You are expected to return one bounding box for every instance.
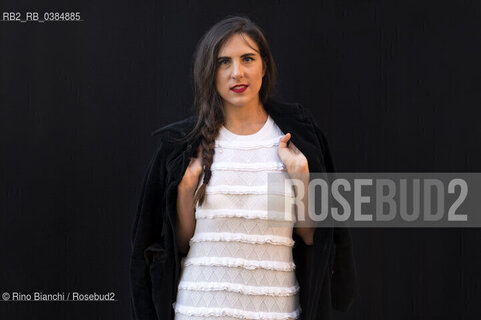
[174,115,301,320]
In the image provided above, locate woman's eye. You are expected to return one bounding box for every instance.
[217,57,253,65]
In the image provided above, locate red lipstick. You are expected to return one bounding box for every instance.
[230,84,248,93]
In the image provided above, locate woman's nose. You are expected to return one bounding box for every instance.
[231,60,244,79]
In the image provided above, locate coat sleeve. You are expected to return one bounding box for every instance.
[130,141,166,320]
[301,104,360,312]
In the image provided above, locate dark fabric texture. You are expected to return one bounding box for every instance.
[129,99,359,320]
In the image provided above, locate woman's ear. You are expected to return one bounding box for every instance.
[262,61,266,77]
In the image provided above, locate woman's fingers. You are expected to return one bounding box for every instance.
[195,145,202,158]
[189,146,202,161]
[193,146,203,166]
[278,133,291,148]
[187,146,203,175]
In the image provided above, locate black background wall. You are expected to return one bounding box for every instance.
[1,0,480,319]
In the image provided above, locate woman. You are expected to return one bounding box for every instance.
[130,16,358,320]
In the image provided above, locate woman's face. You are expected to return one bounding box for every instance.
[215,33,266,110]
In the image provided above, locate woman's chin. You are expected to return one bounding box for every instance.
[223,96,257,108]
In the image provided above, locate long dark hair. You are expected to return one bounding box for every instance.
[181,16,277,207]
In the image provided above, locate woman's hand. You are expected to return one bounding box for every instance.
[178,145,203,192]
[277,133,309,174]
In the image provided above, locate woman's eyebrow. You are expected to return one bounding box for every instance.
[217,52,257,60]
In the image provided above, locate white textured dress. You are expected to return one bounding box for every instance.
[174,115,301,320]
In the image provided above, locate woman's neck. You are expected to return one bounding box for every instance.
[223,99,268,135]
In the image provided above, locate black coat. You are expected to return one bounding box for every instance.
[130,99,359,320]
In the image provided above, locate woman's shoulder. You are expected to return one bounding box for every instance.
[265,98,303,114]
[265,98,314,123]
[151,115,197,138]
[146,116,198,160]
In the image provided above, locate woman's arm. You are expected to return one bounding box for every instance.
[278,133,314,246]
[289,165,315,246]
[176,183,197,254]
[176,146,203,254]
